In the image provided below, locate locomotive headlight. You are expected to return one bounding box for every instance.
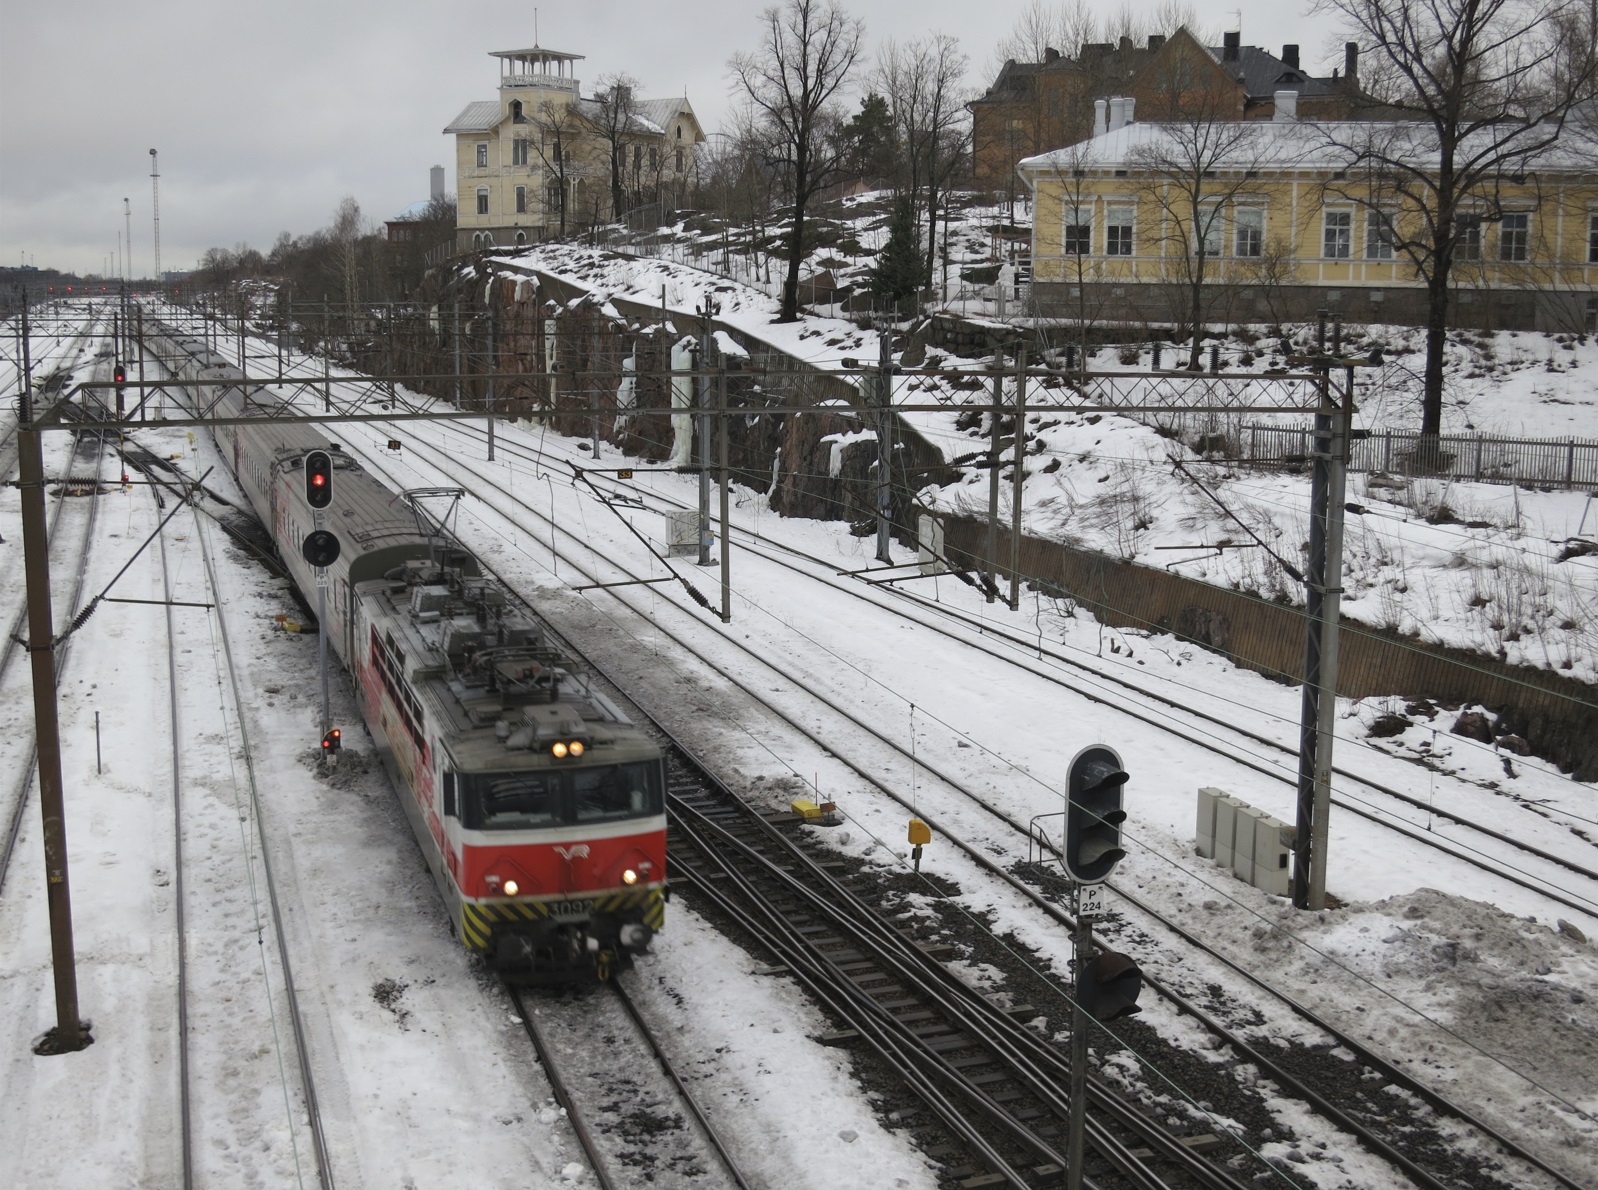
[551,742,569,758]
[503,880,519,897]
[622,868,639,885]
[569,741,585,757]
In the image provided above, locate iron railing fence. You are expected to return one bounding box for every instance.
[1243,423,1598,490]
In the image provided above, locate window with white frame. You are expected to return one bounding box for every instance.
[675,148,685,172]
[1063,213,1091,255]
[515,185,527,214]
[1323,209,1353,258]
[1589,213,1598,263]
[476,143,489,169]
[1105,206,1134,255]
[512,139,530,166]
[1365,209,1397,259]
[1499,212,1529,261]
[1234,207,1263,258]
[1457,218,1482,260]
[476,187,489,215]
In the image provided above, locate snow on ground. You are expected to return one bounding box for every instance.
[4,304,1594,1187]
[475,239,1598,683]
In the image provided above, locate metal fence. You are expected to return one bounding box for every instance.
[1244,424,1598,490]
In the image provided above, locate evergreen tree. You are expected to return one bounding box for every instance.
[870,193,927,313]
[842,93,899,180]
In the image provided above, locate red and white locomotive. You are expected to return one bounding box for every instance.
[351,549,667,981]
[158,326,666,981]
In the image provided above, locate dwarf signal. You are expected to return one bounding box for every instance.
[321,727,342,754]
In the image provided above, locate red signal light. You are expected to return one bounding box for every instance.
[114,364,127,385]
[321,727,343,753]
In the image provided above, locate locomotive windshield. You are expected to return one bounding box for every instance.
[464,760,664,830]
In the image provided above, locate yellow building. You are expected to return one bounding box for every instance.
[1017,109,1598,333]
[444,45,704,251]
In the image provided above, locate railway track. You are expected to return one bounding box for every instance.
[0,354,113,894]
[164,327,1591,1187]
[507,980,752,1190]
[452,424,1598,920]
[122,347,336,1189]
[365,419,1587,1189]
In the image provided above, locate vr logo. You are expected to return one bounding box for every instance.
[554,844,591,860]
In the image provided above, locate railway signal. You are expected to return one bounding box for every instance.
[301,530,341,568]
[1079,951,1143,1021]
[321,727,342,755]
[114,363,126,417]
[1064,745,1128,884]
[304,449,333,509]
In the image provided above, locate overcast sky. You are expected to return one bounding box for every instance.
[1,0,1341,277]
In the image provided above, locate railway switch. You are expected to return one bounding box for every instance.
[1064,745,1128,884]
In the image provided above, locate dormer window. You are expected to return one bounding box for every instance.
[511,99,528,124]
[675,125,683,139]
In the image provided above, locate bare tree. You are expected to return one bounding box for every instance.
[730,0,865,321]
[1128,110,1271,368]
[875,34,970,290]
[1031,144,1115,365]
[533,98,580,238]
[330,196,364,315]
[590,73,644,223]
[1314,0,1598,440]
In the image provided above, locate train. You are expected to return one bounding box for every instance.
[148,320,667,982]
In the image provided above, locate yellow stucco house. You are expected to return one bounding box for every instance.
[1017,104,1598,333]
[444,45,705,251]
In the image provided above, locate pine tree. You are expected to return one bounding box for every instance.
[870,194,926,314]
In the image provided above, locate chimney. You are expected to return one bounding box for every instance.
[1044,46,1060,64]
[430,165,445,201]
[1281,44,1299,70]
[1223,31,1240,62]
[1345,42,1359,83]
[1119,35,1133,53]
[1111,97,1129,130]
[1148,34,1166,51]
[1094,98,1109,138]
[1273,90,1298,122]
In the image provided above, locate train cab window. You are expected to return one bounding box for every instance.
[474,772,561,829]
[442,771,458,818]
[573,762,662,822]
[461,761,664,829]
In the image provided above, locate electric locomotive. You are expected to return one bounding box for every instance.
[352,550,667,981]
[151,319,667,981]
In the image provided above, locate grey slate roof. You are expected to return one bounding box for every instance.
[444,101,500,134]
[1206,45,1337,98]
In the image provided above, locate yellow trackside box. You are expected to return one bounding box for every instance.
[907,819,932,846]
[791,799,822,821]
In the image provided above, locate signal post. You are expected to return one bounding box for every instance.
[1062,745,1138,1190]
[302,449,341,761]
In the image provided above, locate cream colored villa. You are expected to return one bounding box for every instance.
[444,45,704,251]
[1017,107,1598,332]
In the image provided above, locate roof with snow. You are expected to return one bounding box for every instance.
[444,101,501,134]
[570,96,701,140]
[388,200,431,223]
[1017,119,1595,175]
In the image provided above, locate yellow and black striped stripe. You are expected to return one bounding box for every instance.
[460,887,665,951]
